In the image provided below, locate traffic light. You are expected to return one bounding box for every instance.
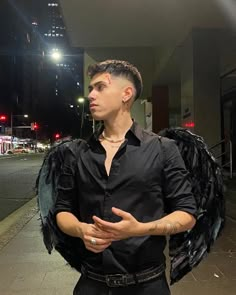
[55,133,60,139]
[0,115,7,122]
[31,122,39,130]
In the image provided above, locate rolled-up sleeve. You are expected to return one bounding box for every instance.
[54,147,78,216]
[162,139,197,217]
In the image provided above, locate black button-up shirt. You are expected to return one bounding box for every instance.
[55,121,197,274]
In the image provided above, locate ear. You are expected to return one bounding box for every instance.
[122,86,134,103]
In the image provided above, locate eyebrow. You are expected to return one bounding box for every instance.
[88,80,106,92]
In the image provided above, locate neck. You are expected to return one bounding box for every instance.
[102,113,133,140]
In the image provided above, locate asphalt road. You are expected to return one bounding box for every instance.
[0,153,44,221]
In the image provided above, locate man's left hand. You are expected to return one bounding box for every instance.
[92,207,142,241]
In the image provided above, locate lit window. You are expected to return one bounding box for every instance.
[48,3,51,6]
[60,34,63,37]
[44,33,48,36]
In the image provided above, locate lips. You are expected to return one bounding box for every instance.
[90,104,97,109]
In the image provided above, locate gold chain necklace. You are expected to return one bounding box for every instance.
[101,131,125,143]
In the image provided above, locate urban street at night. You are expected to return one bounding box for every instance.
[0,0,236,294]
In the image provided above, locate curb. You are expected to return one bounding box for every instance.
[0,197,38,251]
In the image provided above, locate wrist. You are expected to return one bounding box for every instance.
[135,222,150,236]
[76,221,86,239]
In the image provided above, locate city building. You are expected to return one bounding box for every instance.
[0,0,85,141]
[36,0,85,139]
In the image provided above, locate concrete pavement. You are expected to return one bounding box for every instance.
[0,198,235,295]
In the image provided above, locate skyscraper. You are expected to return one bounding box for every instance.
[37,0,84,139]
[0,0,43,138]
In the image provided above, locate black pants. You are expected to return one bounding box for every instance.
[73,273,171,295]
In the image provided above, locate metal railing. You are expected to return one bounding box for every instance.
[209,139,233,179]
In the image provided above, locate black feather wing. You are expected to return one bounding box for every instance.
[159,128,225,284]
[35,138,85,271]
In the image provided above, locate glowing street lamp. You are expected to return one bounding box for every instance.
[78,97,85,103]
[77,97,85,137]
[50,49,62,61]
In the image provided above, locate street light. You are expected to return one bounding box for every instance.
[78,97,85,104]
[77,97,85,137]
[50,48,62,61]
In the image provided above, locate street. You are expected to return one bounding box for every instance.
[0,153,44,221]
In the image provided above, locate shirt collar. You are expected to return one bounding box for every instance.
[87,120,143,147]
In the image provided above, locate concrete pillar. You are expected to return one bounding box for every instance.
[152,86,169,133]
[181,29,221,148]
[232,101,236,169]
[169,84,181,127]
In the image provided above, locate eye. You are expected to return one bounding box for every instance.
[97,84,105,91]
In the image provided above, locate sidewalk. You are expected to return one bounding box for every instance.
[0,199,235,295]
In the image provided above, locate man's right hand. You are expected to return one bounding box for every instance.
[79,222,115,253]
[56,212,114,253]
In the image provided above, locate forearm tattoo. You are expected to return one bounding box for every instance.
[148,220,184,235]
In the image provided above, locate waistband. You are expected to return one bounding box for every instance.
[81,264,165,287]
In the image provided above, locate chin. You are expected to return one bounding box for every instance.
[91,114,106,121]
[91,111,109,121]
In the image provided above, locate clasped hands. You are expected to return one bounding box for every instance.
[81,207,143,253]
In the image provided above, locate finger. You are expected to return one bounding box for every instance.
[92,228,115,239]
[85,240,111,253]
[89,225,114,238]
[84,236,112,246]
[93,216,117,231]
[94,224,112,234]
[94,222,112,237]
[111,207,131,219]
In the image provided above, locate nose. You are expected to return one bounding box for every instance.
[88,89,96,102]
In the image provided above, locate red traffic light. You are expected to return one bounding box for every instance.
[31,122,39,130]
[0,115,7,121]
[55,133,60,139]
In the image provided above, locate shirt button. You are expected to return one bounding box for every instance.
[105,192,111,198]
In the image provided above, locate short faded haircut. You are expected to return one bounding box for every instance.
[87,60,143,100]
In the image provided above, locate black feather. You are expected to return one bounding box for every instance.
[159,128,225,284]
[35,138,85,270]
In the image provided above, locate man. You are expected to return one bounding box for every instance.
[54,60,197,294]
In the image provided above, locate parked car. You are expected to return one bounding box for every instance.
[5,146,30,154]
